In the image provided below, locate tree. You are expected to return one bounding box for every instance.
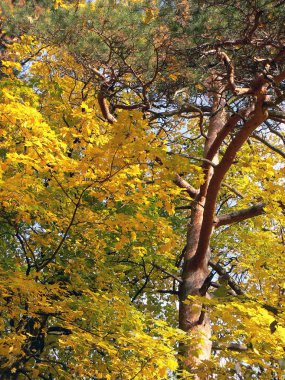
[0,0,285,378]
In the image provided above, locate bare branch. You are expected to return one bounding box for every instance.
[152,263,182,284]
[174,174,198,198]
[169,153,217,167]
[87,65,106,81]
[273,68,285,84]
[15,232,32,274]
[251,133,285,159]
[15,231,39,272]
[217,51,248,94]
[268,109,285,123]
[98,90,117,123]
[212,342,248,352]
[265,121,285,144]
[84,64,117,123]
[149,104,211,121]
[114,102,144,110]
[209,261,245,296]
[131,265,154,302]
[156,289,179,295]
[175,205,191,210]
[221,182,244,199]
[247,10,263,38]
[215,202,265,227]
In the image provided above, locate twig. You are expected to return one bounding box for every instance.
[131,266,154,302]
[221,182,244,198]
[152,263,182,284]
[38,191,84,270]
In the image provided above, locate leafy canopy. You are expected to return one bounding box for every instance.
[0,0,285,379]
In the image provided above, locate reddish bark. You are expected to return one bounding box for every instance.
[179,89,226,371]
[178,73,271,372]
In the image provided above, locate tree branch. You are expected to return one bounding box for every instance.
[212,341,248,352]
[214,202,266,227]
[174,174,198,198]
[149,104,211,121]
[169,152,217,167]
[156,289,179,295]
[209,261,245,296]
[193,90,268,267]
[205,107,252,163]
[273,68,285,84]
[98,89,117,123]
[152,263,182,284]
[221,182,244,198]
[265,121,285,144]
[131,266,154,302]
[251,133,285,159]
[217,51,250,95]
[268,109,285,123]
[38,189,85,270]
[85,64,117,123]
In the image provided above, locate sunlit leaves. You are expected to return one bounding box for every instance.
[1,1,285,379]
[0,28,186,379]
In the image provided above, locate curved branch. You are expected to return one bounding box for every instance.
[221,182,244,198]
[131,266,154,302]
[85,64,117,123]
[98,91,117,123]
[217,51,237,93]
[38,189,86,270]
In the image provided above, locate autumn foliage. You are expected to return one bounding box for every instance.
[0,1,285,379]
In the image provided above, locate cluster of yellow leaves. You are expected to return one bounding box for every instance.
[0,265,183,379]
[2,3,284,378]
[207,139,285,376]
[0,35,189,378]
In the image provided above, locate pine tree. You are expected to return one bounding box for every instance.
[0,1,285,378]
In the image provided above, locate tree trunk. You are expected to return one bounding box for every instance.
[178,82,226,373]
[178,68,269,373]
